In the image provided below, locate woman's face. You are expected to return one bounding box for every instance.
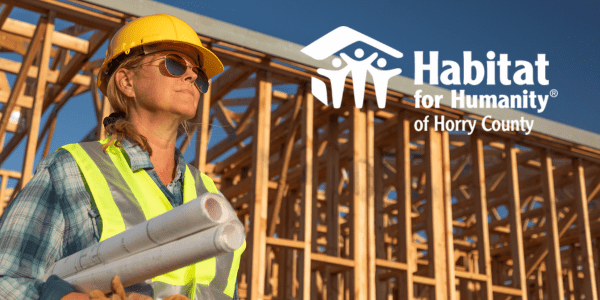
[125,51,202,121]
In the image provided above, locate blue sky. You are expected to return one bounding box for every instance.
[155,0,599,133]
[1,0,598,181]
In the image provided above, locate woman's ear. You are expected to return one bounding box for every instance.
[114,69,136,98]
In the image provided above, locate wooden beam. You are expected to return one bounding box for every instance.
[470,130,493,299]
[366,102,376,300]
[89,72,102,125]
[247,69,271,300]
[264,88,303,299]
[569,245,580,300]
[193,82,211,172]
[267,90,303,236]
[0,173,8,215]
[210,66,252,108]
[0,15,45,143]
[441,130,456,300]
[299,84,313,300]
[20,12,53,187]
[573,158,598,300]
[326,110,340,300]
[2,0,122,31]
[0,71,10,91]
[374,148,387,299]
[0,5,13,29]
[0,130,26,166]
[42,115,56,158]
[351,105,368,299]
[59,24,91,36]
[97,95,111,140]
[42,30,109,112]
[427,123,449,299]
[505,140,528,299]
[214,100,237,139]
[1,17,89,54]
[0,30,36,56]
[34,84,82,155]
[0,57,91,87]
[396,110,414,299]
[540,149,565,299]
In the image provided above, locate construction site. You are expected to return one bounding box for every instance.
[1,0,600,299]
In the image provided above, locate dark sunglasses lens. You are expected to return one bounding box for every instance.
[163,54,209,93]
[194,68,209,93]
[164,55,187,76]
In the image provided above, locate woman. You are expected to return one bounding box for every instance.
[0,14,244,300]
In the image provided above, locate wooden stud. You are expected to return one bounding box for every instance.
[573,158,598,299]
[298,84,313,300]
[540,149,565,299]
[470,130,493,299]
[326,110,340,300]
[3,0,122,31]
[594,238,600,299]
[441,130,456,300]
[34,84,82,154]
[247,69,272,300]
[505,140,528,299]
[89,70,102,128]
[0,174,8,215]
[194,82,212,172]
[20,12,53,187]
[267,90,303,237]
[351,105,368,299]
[366,102,376,300]
[41,116,56,158]
[41,30,109,112]
[396,110,414,300]
[374,148,387,299]
[0,15,46,142]
[0,5,13,28]
[425,124,449,299]
[568,245,580,300]
[97,95,111,140]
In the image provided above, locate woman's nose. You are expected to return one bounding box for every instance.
[183,66,198,83]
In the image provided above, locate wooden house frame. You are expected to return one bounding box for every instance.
[1,1,599,299]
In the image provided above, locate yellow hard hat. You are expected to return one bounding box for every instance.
[97,14,224,95]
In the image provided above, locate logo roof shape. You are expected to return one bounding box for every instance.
[301,26,403,60]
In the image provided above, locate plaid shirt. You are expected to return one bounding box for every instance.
[0,138,238,300]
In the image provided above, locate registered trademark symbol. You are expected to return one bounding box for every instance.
[549,89,558,97]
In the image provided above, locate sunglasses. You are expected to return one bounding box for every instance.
[138,53,209,93]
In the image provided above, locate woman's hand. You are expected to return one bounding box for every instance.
[60,292,91,300]
[88,275,152,300]
[61,275,190,300]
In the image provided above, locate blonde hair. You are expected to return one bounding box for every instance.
[101,52,194,156]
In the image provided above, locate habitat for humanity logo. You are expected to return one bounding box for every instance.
[301,26,403,109]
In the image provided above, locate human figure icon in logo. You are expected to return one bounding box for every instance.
[367,57,402,108]
[316,57,352,108]
[339,48,378,108]
[301,26,404,108]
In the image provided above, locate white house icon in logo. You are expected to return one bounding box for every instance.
[301,26,403,109]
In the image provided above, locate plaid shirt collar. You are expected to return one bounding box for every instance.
[118,137,186,182]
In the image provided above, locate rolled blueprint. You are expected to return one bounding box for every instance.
[45,193,237,280]
[64,220,245,293]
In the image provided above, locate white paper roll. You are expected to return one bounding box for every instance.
[64,220,245,293]
[45,193,236,280]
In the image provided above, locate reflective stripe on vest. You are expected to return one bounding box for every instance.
[60,139,244,299]
[187,167,247,297]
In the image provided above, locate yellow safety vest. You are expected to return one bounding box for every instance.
[60,137,245,300]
